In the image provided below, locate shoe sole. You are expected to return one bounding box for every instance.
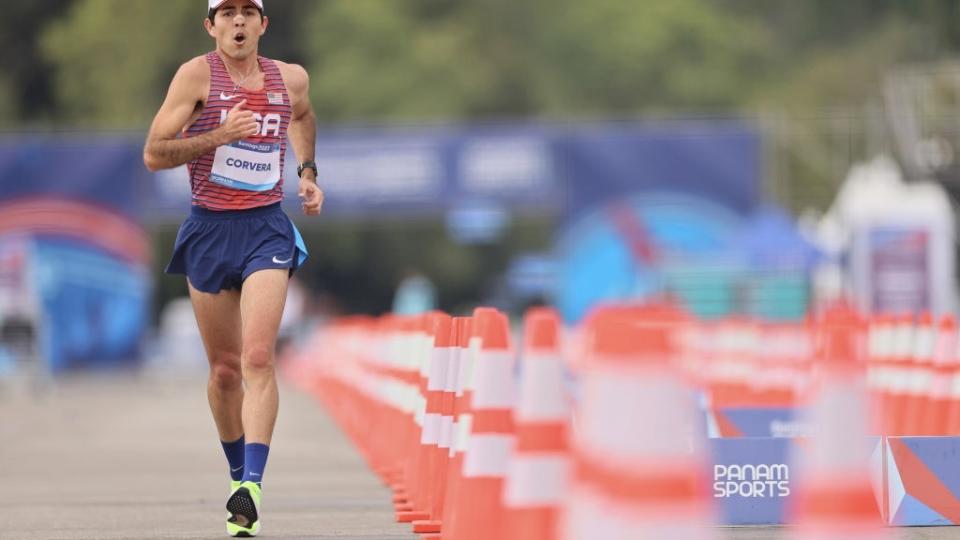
[227,521,260,538]
[226,486,260,537]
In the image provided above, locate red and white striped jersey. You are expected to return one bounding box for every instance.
[184,51,291,211]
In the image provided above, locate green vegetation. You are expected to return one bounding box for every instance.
[4,0,951,128]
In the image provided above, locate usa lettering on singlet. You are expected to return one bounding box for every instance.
[184,52,292,210]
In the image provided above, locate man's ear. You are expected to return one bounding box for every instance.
[204,17,216,38]
[259,15,269,36]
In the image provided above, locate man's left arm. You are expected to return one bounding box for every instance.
[283,62,322,216]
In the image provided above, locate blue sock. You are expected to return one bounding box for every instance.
[221,435,245,482]
[241,443,270,487]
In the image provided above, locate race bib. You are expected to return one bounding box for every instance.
[209,140,281,192]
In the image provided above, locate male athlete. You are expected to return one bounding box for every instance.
[143,0,322,536]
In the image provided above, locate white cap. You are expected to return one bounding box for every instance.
[209,0,263,11]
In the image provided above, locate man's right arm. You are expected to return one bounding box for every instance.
[143,58,258,172]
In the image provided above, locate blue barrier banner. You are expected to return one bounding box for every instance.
[33,239,150,372]
[0,135,153,372]
[0,133,152,220]
[556,120,760,218]
[710,438,794,525]
[887,436,960,525]
[706,407,807,438]
[152,124,565,219]
[709,436,887,526]
[287,125,565,218]
[2,121,756,222]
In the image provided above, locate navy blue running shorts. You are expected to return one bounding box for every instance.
[165,202,309,293]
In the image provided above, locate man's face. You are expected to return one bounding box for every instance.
[205,0,268,59]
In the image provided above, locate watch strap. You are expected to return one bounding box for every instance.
[297,160,318,178]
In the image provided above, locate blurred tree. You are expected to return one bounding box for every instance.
[252,1,312,67]
[726,0,958,106]
[301,1,490,122]
[730,1,948,211]
[536,0,771,116]
[41,0,214,127]
[29,0,960,129]
[0,1,74,126]
[301,0,771,122]
[720,0,959,54]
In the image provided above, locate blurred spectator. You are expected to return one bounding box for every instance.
[150,297,206,373]
[392,269,437,315]
[278,276,308,352]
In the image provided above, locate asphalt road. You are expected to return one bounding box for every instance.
[1,371,414,540]
[0,371,954,539]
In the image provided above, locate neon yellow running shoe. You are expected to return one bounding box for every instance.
[226,481,261,537]
[225,480,242,536]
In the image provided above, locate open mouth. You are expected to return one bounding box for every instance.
[233,32,246,45]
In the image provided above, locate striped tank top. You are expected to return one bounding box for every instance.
[185,51,291,211]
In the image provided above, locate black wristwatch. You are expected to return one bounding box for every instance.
[297,160,318,178]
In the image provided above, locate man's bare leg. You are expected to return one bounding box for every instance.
[239,268,289,445]
[189,282,244,443]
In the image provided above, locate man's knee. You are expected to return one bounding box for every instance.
[209,357,242,390]
[242,343,275,374]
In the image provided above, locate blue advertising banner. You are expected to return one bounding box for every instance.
[709,436,886,526]
[1,120,760,223]
[869,227,930,314]
[710,438,794,525]
[887,436,960,525]
[33,239,150,372]
[0,133,153,219]
[706,407,807,438]
[0,134,153,372]
[710,436,960,526]
[555,120,761,218]
[152,124,565,220]
[851,220,955,317]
